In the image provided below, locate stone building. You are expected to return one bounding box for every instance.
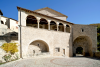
[0,10,18,61]
[17,7,97,58]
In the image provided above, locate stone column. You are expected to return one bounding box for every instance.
[37,20,40,29]
[48,20,51,30]
[48,22,50,30]
[57,23,59,31]
[64,24,66,32]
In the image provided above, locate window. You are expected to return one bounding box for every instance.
[37,44,39,46]
[81,28,84,32]
[1,20,4,24]
[55,47,60,52]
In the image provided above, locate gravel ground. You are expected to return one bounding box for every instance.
[0,57,100,67]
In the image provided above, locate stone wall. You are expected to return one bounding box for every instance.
[20,26,71,58]
[72,24,97,57]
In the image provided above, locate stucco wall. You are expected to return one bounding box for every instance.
[10,19,18,32]
[20,26,70,58]
[36,9,67,21]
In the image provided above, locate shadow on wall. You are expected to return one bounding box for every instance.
[0,32,18,43]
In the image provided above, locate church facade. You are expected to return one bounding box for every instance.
[17,7,97,58]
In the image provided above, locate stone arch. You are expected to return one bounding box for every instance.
[50,21,57,31]
[59,23,64,32]
[73,36,93,57]
[66,25,70,33]
[28,40,49,57]
[39,18,48,29]
[26,15,38,28]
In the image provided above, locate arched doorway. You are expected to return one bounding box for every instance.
[39,18,48,29]
[76,47,83,56]
[26,15,37,28]
[59,23,64,32]
[28,40,49,57]
[73,36,92,57]
[50,21,57,31]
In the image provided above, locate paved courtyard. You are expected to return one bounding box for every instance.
[0,57,100,67]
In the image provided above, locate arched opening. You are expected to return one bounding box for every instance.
[1,20,4,24]
[76,47,83,56]
[73,36,92,57]
[28,40,49,57]
[39,18,48,29]
[66,25,70,33]
[50,21,57,31]
[26,15,37,28]
[59,23,64,32]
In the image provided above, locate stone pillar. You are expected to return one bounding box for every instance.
[48,20,51,30]
[48,22,50,30]
[37,20,40,29]
[64,24,66,32]
[57,23,59,31]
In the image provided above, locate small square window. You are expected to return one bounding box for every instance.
[55,48,60,52]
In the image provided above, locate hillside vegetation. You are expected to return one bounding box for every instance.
[90,23,100,51]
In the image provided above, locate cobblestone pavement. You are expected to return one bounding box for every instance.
[0,57,100,67]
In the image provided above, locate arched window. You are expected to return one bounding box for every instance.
[66,25,70,33]
[59,23,64,32]
[50,21,57,31]
[26,15,37,28]
[1,20,4,24]
[39,18,48,29]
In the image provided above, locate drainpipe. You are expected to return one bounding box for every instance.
[19,10,22,58]
[0,14,1,24]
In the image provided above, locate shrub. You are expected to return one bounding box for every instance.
[2,54,11,62]
[1,43,18,54]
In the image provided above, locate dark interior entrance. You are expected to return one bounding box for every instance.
[76,47,83,56]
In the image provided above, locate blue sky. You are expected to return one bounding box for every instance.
[0,0,100,24]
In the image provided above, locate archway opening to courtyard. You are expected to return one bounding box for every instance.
[76,47,83,56]
[59,23,64,32]
[39,18,48,29]
[66,25,70,33]
[73,36,92,57]
[28,40,49,57]
[26,15,37,28]
[50,21,57,31]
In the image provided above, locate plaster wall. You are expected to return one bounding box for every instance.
[10,19,18,32]
[36,9,67,21]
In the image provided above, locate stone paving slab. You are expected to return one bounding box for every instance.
[0,57,100,67]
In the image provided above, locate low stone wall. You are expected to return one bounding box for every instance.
[95,52,100,58]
